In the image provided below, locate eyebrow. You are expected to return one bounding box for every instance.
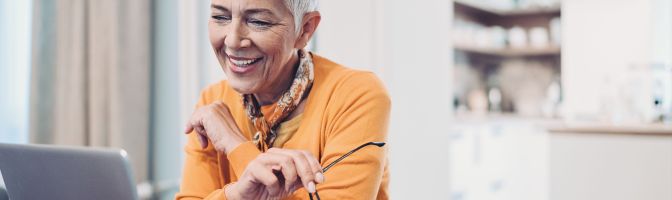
[211,4,230,12]
[244,8,275,16]
[211,4,277,17]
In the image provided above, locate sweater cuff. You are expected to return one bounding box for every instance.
[228,141,261,178]
[203,189,227,200]
[201,183,234,200]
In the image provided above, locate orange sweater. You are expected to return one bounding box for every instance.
[176,54,391,200]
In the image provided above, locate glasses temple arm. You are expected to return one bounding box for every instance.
[322,142,385,173]
[308,141,386,200]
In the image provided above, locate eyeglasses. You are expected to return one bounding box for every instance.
[308,142,386,200]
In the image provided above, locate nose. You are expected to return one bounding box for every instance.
[224,20,252,50]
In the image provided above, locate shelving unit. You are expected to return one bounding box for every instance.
[454,0,560,17]
[451,0,562,116]
[454,44,561,57]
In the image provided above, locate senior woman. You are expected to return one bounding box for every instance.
[176,0,390,199]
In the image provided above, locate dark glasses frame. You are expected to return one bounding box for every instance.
[308,141,386,200]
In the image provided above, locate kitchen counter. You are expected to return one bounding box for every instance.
[454,113,672,136]
[451,113,672,200]
[546,122,672,136]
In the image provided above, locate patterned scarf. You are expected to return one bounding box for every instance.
[242,49,314,151]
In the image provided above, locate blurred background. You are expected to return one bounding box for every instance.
[1,0,671,199]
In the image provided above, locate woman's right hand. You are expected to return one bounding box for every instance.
[225,148,325,200]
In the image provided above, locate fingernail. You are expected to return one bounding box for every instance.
[307,181,316,193]
[315,172,325,183]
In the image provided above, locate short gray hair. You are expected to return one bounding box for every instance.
[283,0,318,33]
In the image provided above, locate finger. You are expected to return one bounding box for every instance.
[184,110,201,134]
[185,119,204,135]
[188,119,208,149]
[195,125,206,135]
[184,124,194,134]
[264,150,299,191]
[300,151,325,183]
[265,151,299,192]
[186,107,205,134]
[197,133,209,149]
[249,159,283,196]
[185,111,208,149]
[188,115,207,147]
[268,149,316,192]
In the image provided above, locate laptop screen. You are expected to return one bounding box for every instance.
[0,143,138,200]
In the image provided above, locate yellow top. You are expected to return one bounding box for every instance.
[176,54,391,200]
[272,113,303,148]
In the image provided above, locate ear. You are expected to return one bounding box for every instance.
[294,11,321,49]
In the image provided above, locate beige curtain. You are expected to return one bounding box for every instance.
[29,0,151,183]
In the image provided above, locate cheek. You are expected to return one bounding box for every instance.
[254,24,296,54]
[253,31,296,65]
[259,37,292,77]
[208,24,225,50]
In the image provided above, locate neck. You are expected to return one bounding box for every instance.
[255,50,300,105]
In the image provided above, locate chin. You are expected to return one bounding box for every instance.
[227,77,260,95]
[222,61,267,95]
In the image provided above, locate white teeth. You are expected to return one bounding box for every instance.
[230,58,258,66]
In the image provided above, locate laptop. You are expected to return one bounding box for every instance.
[0,143,138,200]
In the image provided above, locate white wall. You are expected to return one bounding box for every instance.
[315,0,384,74]
[382,1,454,198]
[651,0,672,65]
[317,0,454,198]
[562,0,656,122]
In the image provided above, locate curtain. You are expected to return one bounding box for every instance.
[29,0,151,183]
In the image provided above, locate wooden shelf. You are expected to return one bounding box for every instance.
[454,44,561,57]
[454,0,561,17]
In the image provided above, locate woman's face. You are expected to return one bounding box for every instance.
[209,0,299,96]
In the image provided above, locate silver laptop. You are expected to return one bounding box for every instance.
[0,143,138,200]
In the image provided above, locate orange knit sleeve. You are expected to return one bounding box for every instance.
[175,89,228,200]
[175,86,262,200]
[315,72,391,200]
[176,136,261,200]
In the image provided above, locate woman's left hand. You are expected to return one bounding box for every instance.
[184,101,246,154]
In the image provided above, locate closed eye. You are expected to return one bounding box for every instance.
[211,15,231,22]
[247,19,273,28]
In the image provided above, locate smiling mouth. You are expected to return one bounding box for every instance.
[228,56,262,67]
[227,55,263,74]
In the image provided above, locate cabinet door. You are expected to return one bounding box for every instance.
[450,122,549,200]
[550,132,672,200]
